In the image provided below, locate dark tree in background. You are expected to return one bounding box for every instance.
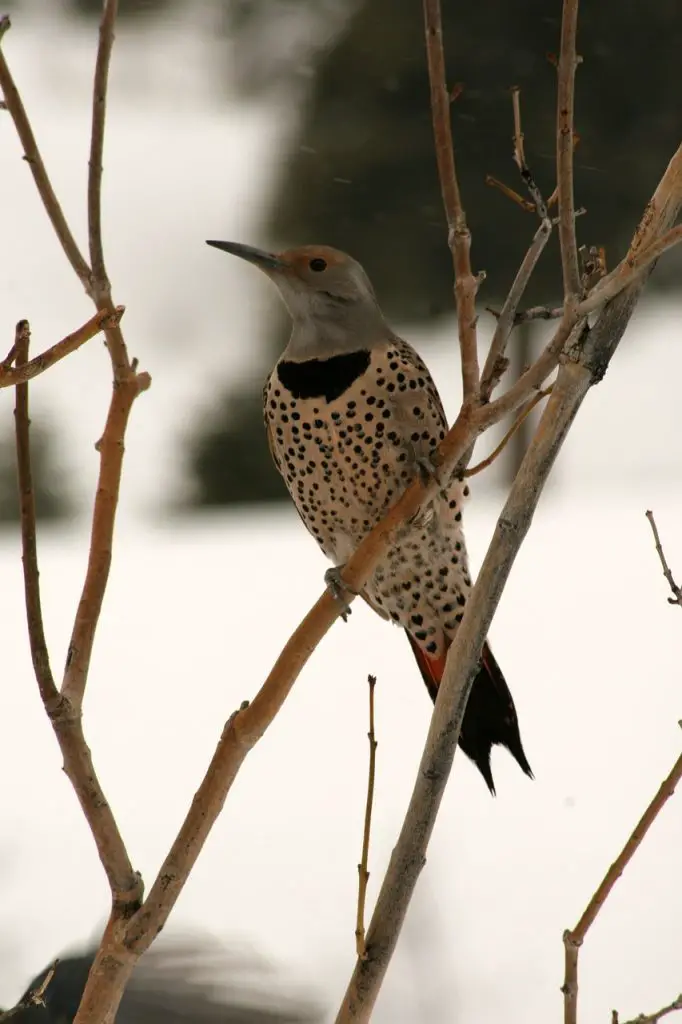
[188,0,682,507]
[7,0,682,508]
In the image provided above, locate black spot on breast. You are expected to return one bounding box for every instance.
[277,350,371,403]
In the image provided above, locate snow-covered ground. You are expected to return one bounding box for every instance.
[1,490,681,1022]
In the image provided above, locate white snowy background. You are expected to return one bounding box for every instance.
[0,7,681,1022]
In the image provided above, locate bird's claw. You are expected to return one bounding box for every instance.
[324,566,356,623]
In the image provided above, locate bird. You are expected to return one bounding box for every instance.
[206,240,532,794]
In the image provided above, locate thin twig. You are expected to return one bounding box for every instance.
[0,18,92,293]
[464,387,553,478]
[617,993,682,1024]
[556,0,582,299]
[0,959,59,1022]
[486,304,563,325]
[480,217,553,400]
[646,511,682,607]
[485,174,536,213]
[88,0,117,292]
[563,741,682,1024]
[423,0,480,403]
[355,675,378,961]
[13,320,59,710]
[479,89,553,401]
[511,87,549,219]
[0,308,122,388]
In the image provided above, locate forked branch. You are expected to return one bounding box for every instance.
[563,739,682,1024]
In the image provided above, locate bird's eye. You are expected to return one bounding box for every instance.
[309,258,327,272]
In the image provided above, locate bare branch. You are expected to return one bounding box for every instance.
[0,308,123,388]
[485,174,536,213]
[89,0,117,292]
[0,959,59,1022]
[486,304,563,325]
[646,511,682,607]
[616,993,682,1024]
[13,317,139,908]
[579,223,682,317]
[563,741,682,1024]
[480,217,553,400]
[62,369,150,708]
[423,0,480,403]
[334,137,682,1024]
[355,674,378,961]
[556,0,582,299]
[13,320,59,711]
[0,18,92,293]
[464,386,552,478]
[511,86,549,219]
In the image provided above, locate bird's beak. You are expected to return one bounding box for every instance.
[206,240,286,272]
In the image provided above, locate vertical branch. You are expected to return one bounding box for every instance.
[423,0,480,403]
[61,371,149,708]
[355,674,378,961]
[13,320,60,711]
[88,0,117,293]
[556,0,582,299]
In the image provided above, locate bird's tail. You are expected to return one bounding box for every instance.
[405,631,533,794]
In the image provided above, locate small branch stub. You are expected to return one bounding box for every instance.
[646,510,682,607]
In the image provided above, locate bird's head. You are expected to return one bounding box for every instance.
[206,241,386,357]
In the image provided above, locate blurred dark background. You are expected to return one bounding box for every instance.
[2,0,680,516]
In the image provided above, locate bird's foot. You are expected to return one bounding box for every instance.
[405,443,442,488]
[324,566,357,623]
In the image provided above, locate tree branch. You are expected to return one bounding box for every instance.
[480,217,553,400]
[563,741,682,1024]
[13,319,59,711]
[88,0,117,292]
[0,308,123,388]
[556,0,582,299]
[423,0,480,403]
[333,135,682,1024]
[0,17,92,293]
[616,992,682,1024]
[13,317,141,910]
[61,368,150,709]
[645,510,682,607]
[355,674,377,961]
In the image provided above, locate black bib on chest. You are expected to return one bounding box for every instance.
[277,350,371,403]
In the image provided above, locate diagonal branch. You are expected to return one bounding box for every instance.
[556,0,582,300]
[89,0,117,292]
[0,308,123,388]
[334,137,682,1024]
[0,17,92,293]
[645,510,682,607]
[563,741,682,1024]
[616,992,682,1024]
[423,0,480,403]
[480,217,553,401]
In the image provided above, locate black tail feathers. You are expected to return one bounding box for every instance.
[406,632,533,794]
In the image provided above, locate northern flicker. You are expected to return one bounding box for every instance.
[207,241,532,793]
